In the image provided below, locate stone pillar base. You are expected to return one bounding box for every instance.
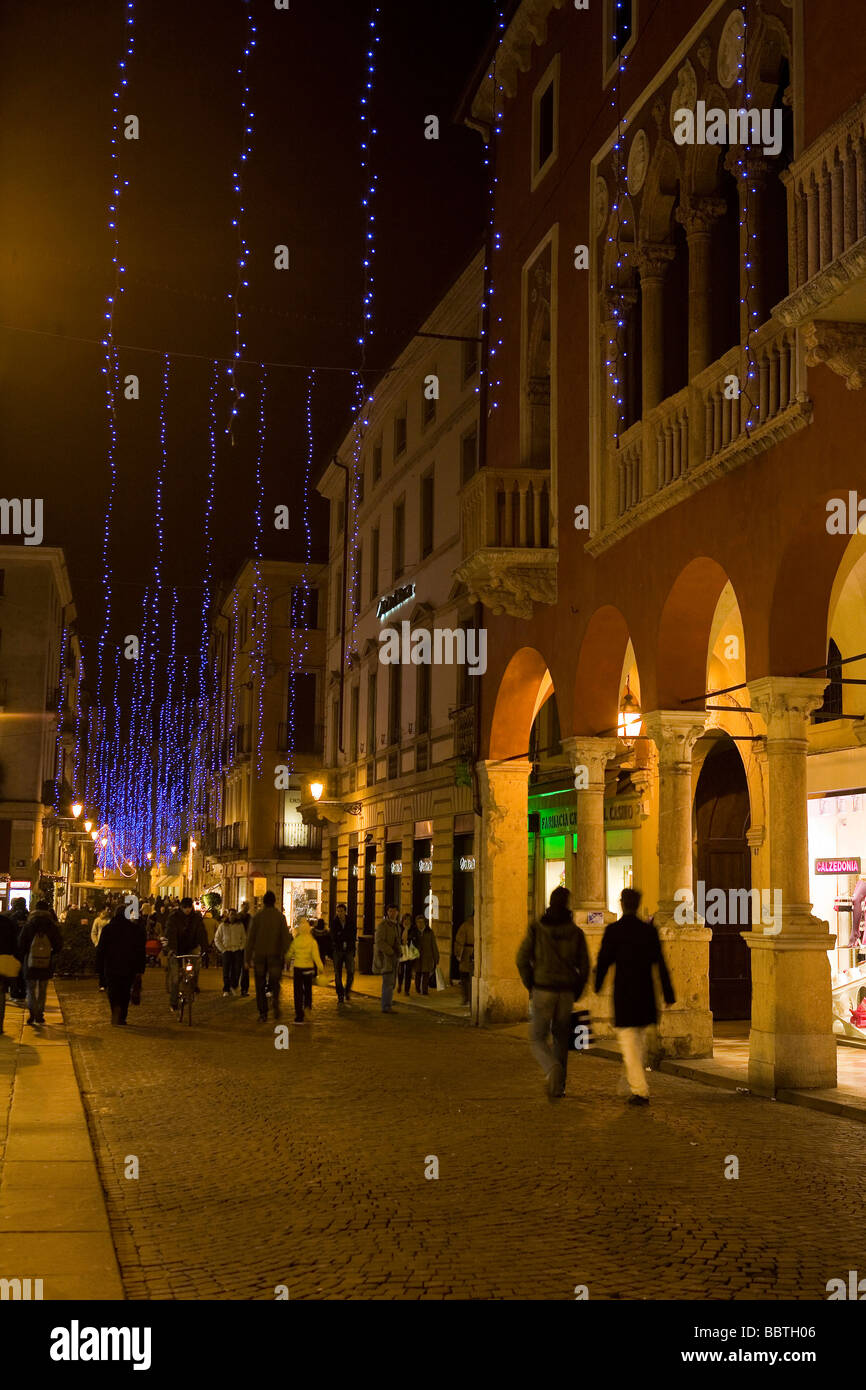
[654,922,713,1057]
[747,928,837,1094]
[475,976,528,1026]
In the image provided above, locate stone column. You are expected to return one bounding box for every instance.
[562,735,620,1038]
[476,759,532,1025]
[643,711,713,1058]
[635,243,675,415]
[746,677,836,1094]
[676,196,727,380]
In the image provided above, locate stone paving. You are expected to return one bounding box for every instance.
[54,967,866,1301]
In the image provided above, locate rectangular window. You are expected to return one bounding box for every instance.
[373,441,382,483]
[388,663,402,746]
[393,498,405,580]
[422,376,436,427]
[352,544,362,618]
[366,668,377,753]
[416,660,431,737]
[350,684,360,762]
[369,525,380,602]
[394,410,407,458]
[291,673,318,754]
[460,427,478,486]
[462,334,479,382]
[420,469,434,559]
[531,56,559,187]
[333,569,343,637]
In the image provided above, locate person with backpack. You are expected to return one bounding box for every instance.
[595,887,676,1107]
[164,898,208,1012]
[516,885,590,1100]
[0,911,22,1035]
[18,900,63,1026]
[95,902,147,1026]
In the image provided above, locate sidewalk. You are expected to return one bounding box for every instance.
[319,966,471,1019]
[0,983,124,1300]
[337,971,866,1124]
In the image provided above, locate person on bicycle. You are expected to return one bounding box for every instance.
[165,897,208,1012]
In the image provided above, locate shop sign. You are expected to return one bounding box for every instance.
[331,866,338,877]
[368,863,377,876]
[417,858,433,873]
[816,857,861,875]
[390,861,403,875]
[459,856,476,871]
[537,808,577,835]
[351,865,360,877]
[604,800,637,823]
[10,880,31,891]
[377,582,416,622]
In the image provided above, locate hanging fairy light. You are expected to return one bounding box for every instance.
[285,370,317,777]
[252,372,269,777]
[603,28,631,443]
[191,361,221,829]
[480,3,506,417]
[226,2,258,442]
[734,4,759,433]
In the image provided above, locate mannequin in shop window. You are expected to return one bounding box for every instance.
[852,874,866,949]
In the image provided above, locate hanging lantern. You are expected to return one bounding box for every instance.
[617,678,642,744]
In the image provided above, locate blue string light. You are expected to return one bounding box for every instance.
[481,5,506,417]
[735,4,759,432]
[252,372,269,777]
[226,3,258,442]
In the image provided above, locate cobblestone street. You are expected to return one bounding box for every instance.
[55,969,864,1301]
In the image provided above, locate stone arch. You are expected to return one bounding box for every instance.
[768,500,853,676]
[826,531,866,719]
[573,604,639,735]
[488,646,553,760]
[655,556,736,708]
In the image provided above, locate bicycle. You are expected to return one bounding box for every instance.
[175,953,199,1026]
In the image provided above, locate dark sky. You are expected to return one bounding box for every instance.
[0,0,492,684]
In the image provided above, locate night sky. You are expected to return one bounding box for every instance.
[0,0,492,681]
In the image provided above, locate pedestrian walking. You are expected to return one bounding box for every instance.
[18,901,63,1027]
[214,911,246,996]
[201,904,218,967]
[238,900,252,997]
[286,916,324,1024]
[454,914,475,1005]
[395,912,414,995]
[594,887,675,1107]
[516,885,590,1100]
[330,902,357,1004]
[0,911,22,1036]
[310,916,332,970]
[7,898,28,1004]
[246,891,291,1022]
[414,913,440,995]
[165,898,208,1011]
[373,904,401,1012]
[95,903,147,1026]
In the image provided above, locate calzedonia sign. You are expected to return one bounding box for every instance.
[815,857,861,875]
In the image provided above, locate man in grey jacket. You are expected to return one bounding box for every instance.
[516,886,590,1100]
[246,891,291,1022]
[373,904,401,1013]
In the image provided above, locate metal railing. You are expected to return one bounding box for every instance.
[275,821,322,852]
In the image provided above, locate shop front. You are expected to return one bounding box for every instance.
[385,840,402,912]
[281,876,322,929]
[807,782,866,1046]
[528,786,638,918]
[412,819,433,920]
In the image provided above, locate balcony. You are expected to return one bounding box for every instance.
[454,467,557,620]
[589,320,812,554]
[775,92,866,388]
[275,821,323,853]
[216,821,247,855]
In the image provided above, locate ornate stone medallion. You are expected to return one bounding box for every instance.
[717,9,746,89]
[626,129,649,195]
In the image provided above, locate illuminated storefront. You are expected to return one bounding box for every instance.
[528,786,640,917]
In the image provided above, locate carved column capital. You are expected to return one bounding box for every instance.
[643,710,707,767]
[676,195,727,238]
[802,320,866,390]
[635,241,676,282]
[748,677,827,741]
[561,736,620,790]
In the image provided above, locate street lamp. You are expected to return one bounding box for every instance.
[71,802,83,819]
[310,781,324,802]
[84,820,92,833]
[90,830,99,842]
[617,678,642,745]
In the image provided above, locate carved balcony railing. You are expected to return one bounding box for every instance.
[275,821,323,852]
[455,467,557,620]
[776,92,866,389]
[652,387,690,493]
[616,421,642,515]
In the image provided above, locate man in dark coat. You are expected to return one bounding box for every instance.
[0,911,22,1034]
[96,904,147,1026]
[7,897,28,1002]
[516,886,590,1100]
[165,898,208,1011]
[595,887,675,1107]
[331,902,357,1005]
[18,901,63,1026]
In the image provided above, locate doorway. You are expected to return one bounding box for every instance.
[695,736,752,1021]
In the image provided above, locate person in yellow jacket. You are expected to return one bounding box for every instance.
[286,917,324,1024]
